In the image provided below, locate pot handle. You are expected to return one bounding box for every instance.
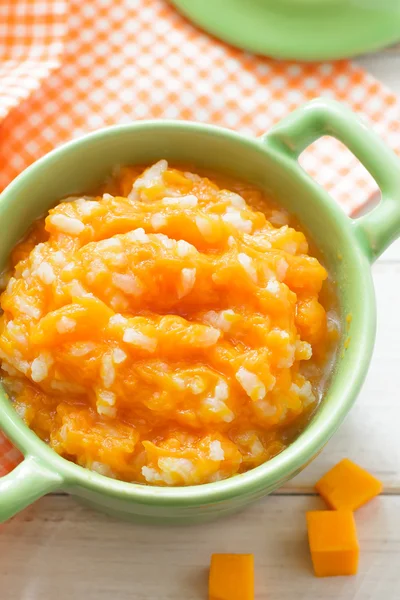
[0,455,62,522]
[263,98,400,262]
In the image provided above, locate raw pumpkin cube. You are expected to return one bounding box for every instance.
[315,458,383,511]
[306,510,359,577]
[209,553,254,600]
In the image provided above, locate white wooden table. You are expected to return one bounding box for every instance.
[1,50,400,600]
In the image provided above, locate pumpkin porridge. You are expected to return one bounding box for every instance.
[0,161,338,486]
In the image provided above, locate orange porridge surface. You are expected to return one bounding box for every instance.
[0,161,336,485]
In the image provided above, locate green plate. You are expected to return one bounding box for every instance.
[170,0,400,61]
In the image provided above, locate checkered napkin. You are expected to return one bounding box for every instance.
[0,0,399,473]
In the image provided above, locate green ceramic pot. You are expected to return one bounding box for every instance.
[171,0,400,61]
[1,99,400,524]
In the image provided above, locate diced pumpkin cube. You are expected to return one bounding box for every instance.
[209,554,254,600]
[315,458,383,511]
[306,510,359,577]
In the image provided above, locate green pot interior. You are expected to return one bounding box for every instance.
[0,123,376,497]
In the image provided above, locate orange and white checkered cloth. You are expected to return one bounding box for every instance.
[0,0,399,474]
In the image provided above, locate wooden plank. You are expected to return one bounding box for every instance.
[356,53,400,95]
[0,494,399,600]
[285,261,400,491]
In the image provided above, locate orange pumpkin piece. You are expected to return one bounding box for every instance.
[306,510,359,577]
[209,554,254,600]
[315,458,383,511]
